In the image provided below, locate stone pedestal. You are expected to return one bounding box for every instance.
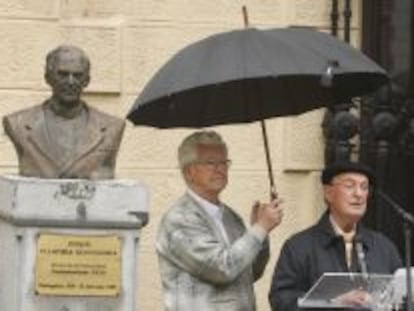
[0,175,149,311]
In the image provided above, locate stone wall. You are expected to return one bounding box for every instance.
[0,1,361,310]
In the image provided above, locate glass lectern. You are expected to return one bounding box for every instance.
[298,272,394,310]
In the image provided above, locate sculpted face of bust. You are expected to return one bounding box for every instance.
[45,46,90,110]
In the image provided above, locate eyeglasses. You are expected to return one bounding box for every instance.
[331,181,370,193]
[193,159,232,170]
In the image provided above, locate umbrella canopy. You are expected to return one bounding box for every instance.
[127,27,388,128]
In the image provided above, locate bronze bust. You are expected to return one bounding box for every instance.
[2,45,125,179]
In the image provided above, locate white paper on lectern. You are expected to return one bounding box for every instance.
[298,272,393,309]
[389,267,414,306]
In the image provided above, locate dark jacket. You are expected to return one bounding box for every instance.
[269,212,402,311]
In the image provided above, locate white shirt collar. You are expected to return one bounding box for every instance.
[329,214,356,242]
[187,188,223,221]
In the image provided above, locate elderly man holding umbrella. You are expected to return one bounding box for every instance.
[156,130,283,311]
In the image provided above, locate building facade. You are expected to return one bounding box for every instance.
[0,1,362,310]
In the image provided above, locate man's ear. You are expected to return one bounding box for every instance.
[323,184,333,203]
[182,165,193,184]
[44,72,52,86]
[82,74,90,88]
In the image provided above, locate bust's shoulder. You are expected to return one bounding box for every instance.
[87,105,125,129]
[5,104,43,121]
[3,104,44,128]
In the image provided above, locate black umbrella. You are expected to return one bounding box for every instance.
[127,27,388,198]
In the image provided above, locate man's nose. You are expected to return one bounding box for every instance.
[68,74,74,84]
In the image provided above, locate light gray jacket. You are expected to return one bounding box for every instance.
[156,193,269,311]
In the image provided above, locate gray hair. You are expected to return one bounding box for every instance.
[45,45,90,79]
[178,130,227,169]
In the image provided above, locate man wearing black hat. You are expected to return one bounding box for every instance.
[268,162,402,311]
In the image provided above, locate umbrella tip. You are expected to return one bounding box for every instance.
[242,5,249,28]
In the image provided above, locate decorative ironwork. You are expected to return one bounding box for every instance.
[324,0,355,164]
[331,0,339,37]
[400,99,414,156]
[322,103,358,164]
[359,0,414,262]
[343,0,352,43]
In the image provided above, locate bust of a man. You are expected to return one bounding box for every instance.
[2,45,125,179]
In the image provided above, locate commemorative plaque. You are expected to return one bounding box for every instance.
[35,234,121,296]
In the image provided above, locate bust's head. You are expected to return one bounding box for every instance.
[45,45,90,107]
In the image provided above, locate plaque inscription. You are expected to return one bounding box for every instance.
[35,234,121,296]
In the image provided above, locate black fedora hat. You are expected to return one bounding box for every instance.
[321,162,376,185]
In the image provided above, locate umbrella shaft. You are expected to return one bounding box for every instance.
[261,120,277,200]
